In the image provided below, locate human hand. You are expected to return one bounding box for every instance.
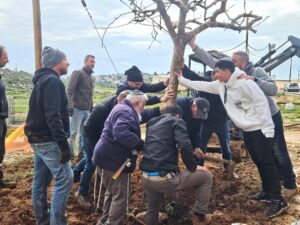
[174,71,182,78]
[195,165,209,173]
[160,90,175,103]
[164,78,170,87]
[193,147,204,158]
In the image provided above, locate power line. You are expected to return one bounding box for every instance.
[220,41,245,53]
[248,43,269,51]
[81,0,119,74]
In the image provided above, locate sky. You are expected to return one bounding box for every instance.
[0,0,300,80]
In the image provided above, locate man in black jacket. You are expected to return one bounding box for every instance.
[116,66,170,105]
[25,46,73,225]
[141,105,213,225]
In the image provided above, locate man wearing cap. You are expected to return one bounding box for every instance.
[92,90,148,225]
[25,46,73,225]
[141,105,213,225]
[116,65,170,105]
[181,65,235,177]
[177,59,288,218]
[0,45,17,190]
[67,55,95,160]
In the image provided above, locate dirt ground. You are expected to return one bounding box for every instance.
[1,127,300,225]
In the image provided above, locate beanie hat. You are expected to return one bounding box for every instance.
[125,66,143,82]
[42,46,66,69]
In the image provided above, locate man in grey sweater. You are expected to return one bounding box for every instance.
[189,37,297,200]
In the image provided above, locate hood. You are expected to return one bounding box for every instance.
[32,68,59,85]
[225,67,244,88]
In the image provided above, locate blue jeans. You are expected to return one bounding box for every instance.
[31,142,73,225]
[69,108,90,158]
[73,134,96,196]
[272,111,297,189]
[198,121,232,166]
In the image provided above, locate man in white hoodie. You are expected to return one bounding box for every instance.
[177,58,288,219]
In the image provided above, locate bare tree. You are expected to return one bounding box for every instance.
[104,0,262,103]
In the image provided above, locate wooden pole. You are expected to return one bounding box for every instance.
[245,17,249,54]
[32,0,42,69]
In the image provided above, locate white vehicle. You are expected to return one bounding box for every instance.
[284,82,300,92]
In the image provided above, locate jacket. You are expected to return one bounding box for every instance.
[67,67,94,110]
[116,80,166,105]
[92,99,141,173]
[25,68,70,152]
[192,46,279,115]
[181,65,228,126]
[176,97,202,149]
[0,76,8,119]
[140,113,197,172]
[179,68,275,138]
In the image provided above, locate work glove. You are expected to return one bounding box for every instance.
[135,139,145,152]
[68,108,74,117]
[58,140,71,163]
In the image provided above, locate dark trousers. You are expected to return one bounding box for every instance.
[272,112,296,189]
[198,121,231,166]
[142,170,213,225]
[0,118,7,181]
[243,130,281,198]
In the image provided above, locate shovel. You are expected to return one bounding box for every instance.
[204,155,235,179]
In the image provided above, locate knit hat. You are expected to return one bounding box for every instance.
[125,66,143,82]
[194,97,210,119]
[42,46,66,69]
[163,105,183,117]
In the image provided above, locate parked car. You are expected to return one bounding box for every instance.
[284,82,300,92]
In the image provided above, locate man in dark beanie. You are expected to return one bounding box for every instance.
[25,46,73,225]
[116,65,171,105]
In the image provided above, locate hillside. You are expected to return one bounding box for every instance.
[0,68,33,95]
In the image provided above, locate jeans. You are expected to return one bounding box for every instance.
[0,118,7,181]
[31,142,73,225]
[243,130,281,198]
[142,170,213,225]
[198,121,231,166]
[73,134,96,196]
[272,111,297,189]
[69,108,90,158]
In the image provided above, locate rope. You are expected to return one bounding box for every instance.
[81,0,119,74]
[220,41,245,52]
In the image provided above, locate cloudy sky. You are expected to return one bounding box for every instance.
[0,0,300,80]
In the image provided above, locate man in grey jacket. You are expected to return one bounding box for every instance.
[189,37,297,200]
[67,55,95,160]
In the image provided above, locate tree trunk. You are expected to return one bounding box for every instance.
[167,39,186,105]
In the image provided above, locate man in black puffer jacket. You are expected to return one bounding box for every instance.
[25,46,73,225]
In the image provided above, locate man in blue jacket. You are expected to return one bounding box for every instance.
[92,90,148,225]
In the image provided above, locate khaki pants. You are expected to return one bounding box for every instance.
[96,167,130,225]
[142,170,213,225]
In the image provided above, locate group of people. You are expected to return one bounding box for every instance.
[0,37,297,225]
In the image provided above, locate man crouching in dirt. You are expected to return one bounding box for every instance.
[178,59,288,218]
[140,105,213,225]
[25,47,73,225]
[92,90,147,225]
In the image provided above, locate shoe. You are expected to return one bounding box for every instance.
[192,213,212,225]
[248,191,271,203]
[76,192,92,208]
[266,197,289,218]
[282,187,298,200]
[0,180,17,189]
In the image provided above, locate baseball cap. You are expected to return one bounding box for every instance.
[194,97,210,119]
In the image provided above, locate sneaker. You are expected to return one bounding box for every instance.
[266,198,289,218]
[248,191,271,203]
[76,193,92,208]
[282,188,298,200]
[192,213,212,225]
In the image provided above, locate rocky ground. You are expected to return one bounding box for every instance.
[1,127,300,225]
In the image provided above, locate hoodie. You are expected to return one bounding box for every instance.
[178,68,275,138]
[25,68,70,152]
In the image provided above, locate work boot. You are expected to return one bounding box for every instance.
[192,213,212,225]
[76,192,92,208]
[266,197,289,218]
[282,187,298,201]
[0,180,17,189]
[248,191,271,203]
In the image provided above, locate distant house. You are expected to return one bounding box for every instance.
[152,75,187,91]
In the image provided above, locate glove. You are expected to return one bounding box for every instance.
[135,139,144,152]
[68,108,74,117]
[58,140,71,163]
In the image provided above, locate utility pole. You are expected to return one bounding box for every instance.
[32,0,42,69]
